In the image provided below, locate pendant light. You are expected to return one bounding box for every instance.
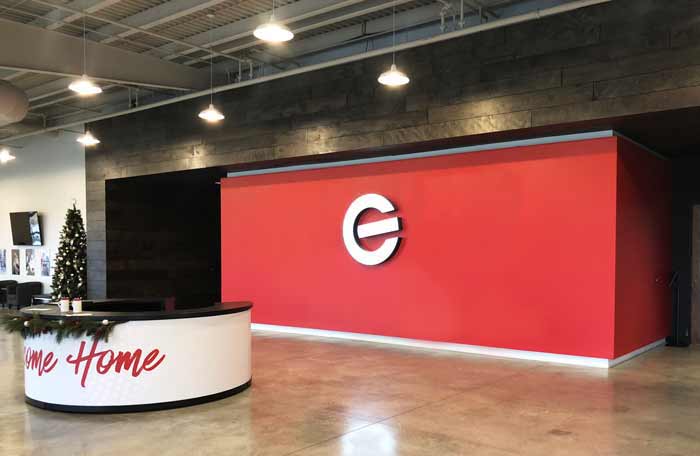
[199,14,225,123]
[254,0,294,43]
[378,2,409,87]
[77,131,100,146]
[69,6,102,96]
[0,147,16,164]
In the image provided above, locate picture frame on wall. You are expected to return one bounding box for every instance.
[11,249,20,275]
[40,250,51,277]
[0,249,6,274]
[25,249,36,276]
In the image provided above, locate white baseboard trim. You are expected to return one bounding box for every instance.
[608,338,667,367]
[251,324,666,369]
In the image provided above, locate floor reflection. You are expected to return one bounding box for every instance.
[1,322,700,455]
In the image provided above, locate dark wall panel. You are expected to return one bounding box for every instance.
[670,156,700,345]
[105,168,223,305]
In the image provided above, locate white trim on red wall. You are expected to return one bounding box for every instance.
[227,131,616,178]
[251,323,665,369]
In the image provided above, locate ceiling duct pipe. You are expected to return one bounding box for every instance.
[0,81,28,127]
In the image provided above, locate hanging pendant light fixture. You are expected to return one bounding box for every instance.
[69,6,102,96]
[77,131,100,146]
[378,1,409,87]
[0,147,16,164]
[69,76,102,96]
[199,14,225,123]
[254,0,294,43]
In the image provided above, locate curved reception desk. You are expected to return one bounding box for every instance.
[20,301,252,413]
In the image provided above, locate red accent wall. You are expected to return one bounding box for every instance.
[222,137,628,358]
[614,138,672,357]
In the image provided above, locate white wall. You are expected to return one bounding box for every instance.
[0,130,86,294]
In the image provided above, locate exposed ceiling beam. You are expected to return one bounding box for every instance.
[265,0,556,68]
[197,0,420,63]
[90,0,230,45]
[0,69,20,80]
[2,0,118,80]
[268,3,442,61]
[26,78,82,102]
[29,0,247,64]
[0,110,46,138]
[465,1,500,19]
[30,84,119,110]
[0,18,210,90]
[29,0,122,30]
[152,0,374,61]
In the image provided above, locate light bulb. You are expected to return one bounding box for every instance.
[68,75,102,96]
[77,131,100,146]
[378,64,410,87]
[198,104,225,122]
[254,17,294,43]
[0,148,16,164]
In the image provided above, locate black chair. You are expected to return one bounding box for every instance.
[0,280,18,308]
[6,282,43,310]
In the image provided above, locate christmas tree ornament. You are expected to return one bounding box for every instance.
[24,321,29,327]
[102,319,109,326]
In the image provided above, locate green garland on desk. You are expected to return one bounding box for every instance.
[0,314,123,343]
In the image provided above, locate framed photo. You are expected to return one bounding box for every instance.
[25,249,36,276]
[11,249,20,275]
[40,250,51,277]
[0,249,6,274]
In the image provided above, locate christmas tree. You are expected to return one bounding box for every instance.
[51,204,87,301]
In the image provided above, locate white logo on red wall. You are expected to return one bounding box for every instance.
[342,193,402,266]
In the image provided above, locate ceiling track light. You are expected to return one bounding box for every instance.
[378,1,409,87]
[77,131,100,147]
[0,147,16,164]
[199,14,225,123]
[254,0,294,43]
[69,6,102,96]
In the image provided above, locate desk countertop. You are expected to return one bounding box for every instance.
[20,300,252,321]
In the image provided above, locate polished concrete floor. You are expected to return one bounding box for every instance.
[2,328,700,456]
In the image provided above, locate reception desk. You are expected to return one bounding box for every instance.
[20,300,252,413]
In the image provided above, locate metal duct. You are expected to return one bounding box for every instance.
[0,80,29,127]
